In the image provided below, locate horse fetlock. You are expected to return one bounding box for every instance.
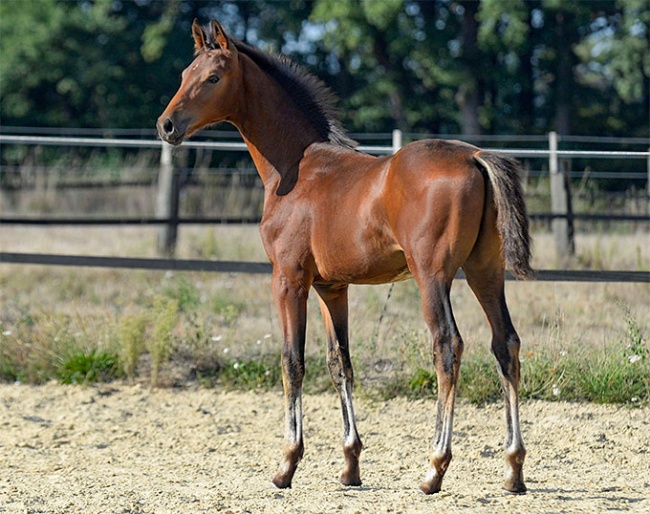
[272,469,295,489]
[419,468,445,495]
[272,442,303,489]
[420,450,452,494]
[504,446,526,494]
[340,439,363,486]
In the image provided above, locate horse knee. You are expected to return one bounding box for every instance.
[491,330,521,372]
[326,355,344,385]
[433,334,464,378]
[281,347,305,386]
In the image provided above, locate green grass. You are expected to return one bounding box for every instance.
[1,308,648,404]
[0,228,648,404]
[57,349,120,385]
[0,293,647,405]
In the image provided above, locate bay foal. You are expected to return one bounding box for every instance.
[158,19,531,494]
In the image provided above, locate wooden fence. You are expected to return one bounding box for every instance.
[0,252,648,283]
[1,131,648,280]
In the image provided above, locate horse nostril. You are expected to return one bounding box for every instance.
[163,118,175,135]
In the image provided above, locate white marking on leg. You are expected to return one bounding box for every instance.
[284,389,303,446]
[341,382,358,447]
[507,390,524,454]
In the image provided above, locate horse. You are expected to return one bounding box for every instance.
[157,19,532,495]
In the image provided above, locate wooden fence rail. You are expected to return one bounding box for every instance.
[2,131,649,259]
[1,252,648,283]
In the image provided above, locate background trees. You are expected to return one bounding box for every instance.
[0,0,647,137]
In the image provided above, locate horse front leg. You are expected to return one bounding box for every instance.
[271,270,310,489]
[315,284,363,486]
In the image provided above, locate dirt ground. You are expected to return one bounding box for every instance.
[0,384,648,514]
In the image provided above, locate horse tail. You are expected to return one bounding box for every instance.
[474,151,534,279]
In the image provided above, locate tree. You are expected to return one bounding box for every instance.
[0,0,647,138]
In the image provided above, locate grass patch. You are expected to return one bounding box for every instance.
[1,231,648,404]
[210,354,331,393]
[57,349,120,385]
[574,355,649,403]
[219,356,282,390]
[369,346,649,406]
[1,307,647,404]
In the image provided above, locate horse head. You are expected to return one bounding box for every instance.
[157,19,241,145]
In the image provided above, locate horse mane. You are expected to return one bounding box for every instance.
[201,25,357,149]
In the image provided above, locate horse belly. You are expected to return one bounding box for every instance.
[313,241,410,285]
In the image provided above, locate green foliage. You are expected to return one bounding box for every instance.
[402,344,649,406]
[0,0,189,128]
[477,0,529,50]
[220,356,282,390]
[217,354,330,393]
[57,349,120,385]
[574,355,649,404]
[212,295,244,326]
[0,0,647,137]
[459,359,503,404]
[164,276,201,313]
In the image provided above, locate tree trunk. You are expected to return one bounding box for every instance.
[553,9,574,135]
[458,1,481,136]
[371,28,410,132]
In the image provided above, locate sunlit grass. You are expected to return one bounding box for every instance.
[0,226,648,404]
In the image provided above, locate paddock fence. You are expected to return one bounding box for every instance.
[1,130,648,283]
[0,252,648,283]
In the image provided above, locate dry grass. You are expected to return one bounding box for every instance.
[1,225,648,401]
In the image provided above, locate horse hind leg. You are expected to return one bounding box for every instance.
[413,273,464,495]
[315,284,363,486]
[463,261,527,494]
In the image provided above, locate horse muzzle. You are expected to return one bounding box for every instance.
[157,115,188,146]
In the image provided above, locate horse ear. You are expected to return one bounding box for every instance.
[192,18,206,52]
[211,19,230,50]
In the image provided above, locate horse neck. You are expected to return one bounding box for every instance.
[232,53,323,192]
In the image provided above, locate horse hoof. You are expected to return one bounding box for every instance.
[340,472,362,487]
[419,481,442,495]
[503,479,527,495]
[503,467,526,494]
[272,474,293,489]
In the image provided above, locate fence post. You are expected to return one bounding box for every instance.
[392,129,402,154]
[156,143,179,257]
[549,131,575,259]
[647,146,650,209]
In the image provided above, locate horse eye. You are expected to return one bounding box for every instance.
[208,75,220,84]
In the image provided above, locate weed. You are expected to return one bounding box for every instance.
[520,352,565,400]
[165,277,201,313]
[147,296,179,387]
[220,356,281,390]
[459,358,502,405]
[408,367,436,396]
[619,303,647,364]
[57,349,120,385]
[575,354,649,404]
[212,295,243,326]
[118,312,147,381]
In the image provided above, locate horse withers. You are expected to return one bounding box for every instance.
[157,19,532,495]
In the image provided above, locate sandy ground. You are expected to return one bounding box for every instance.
[0,384,648,514]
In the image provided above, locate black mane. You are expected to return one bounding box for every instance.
[203,26,357,149]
